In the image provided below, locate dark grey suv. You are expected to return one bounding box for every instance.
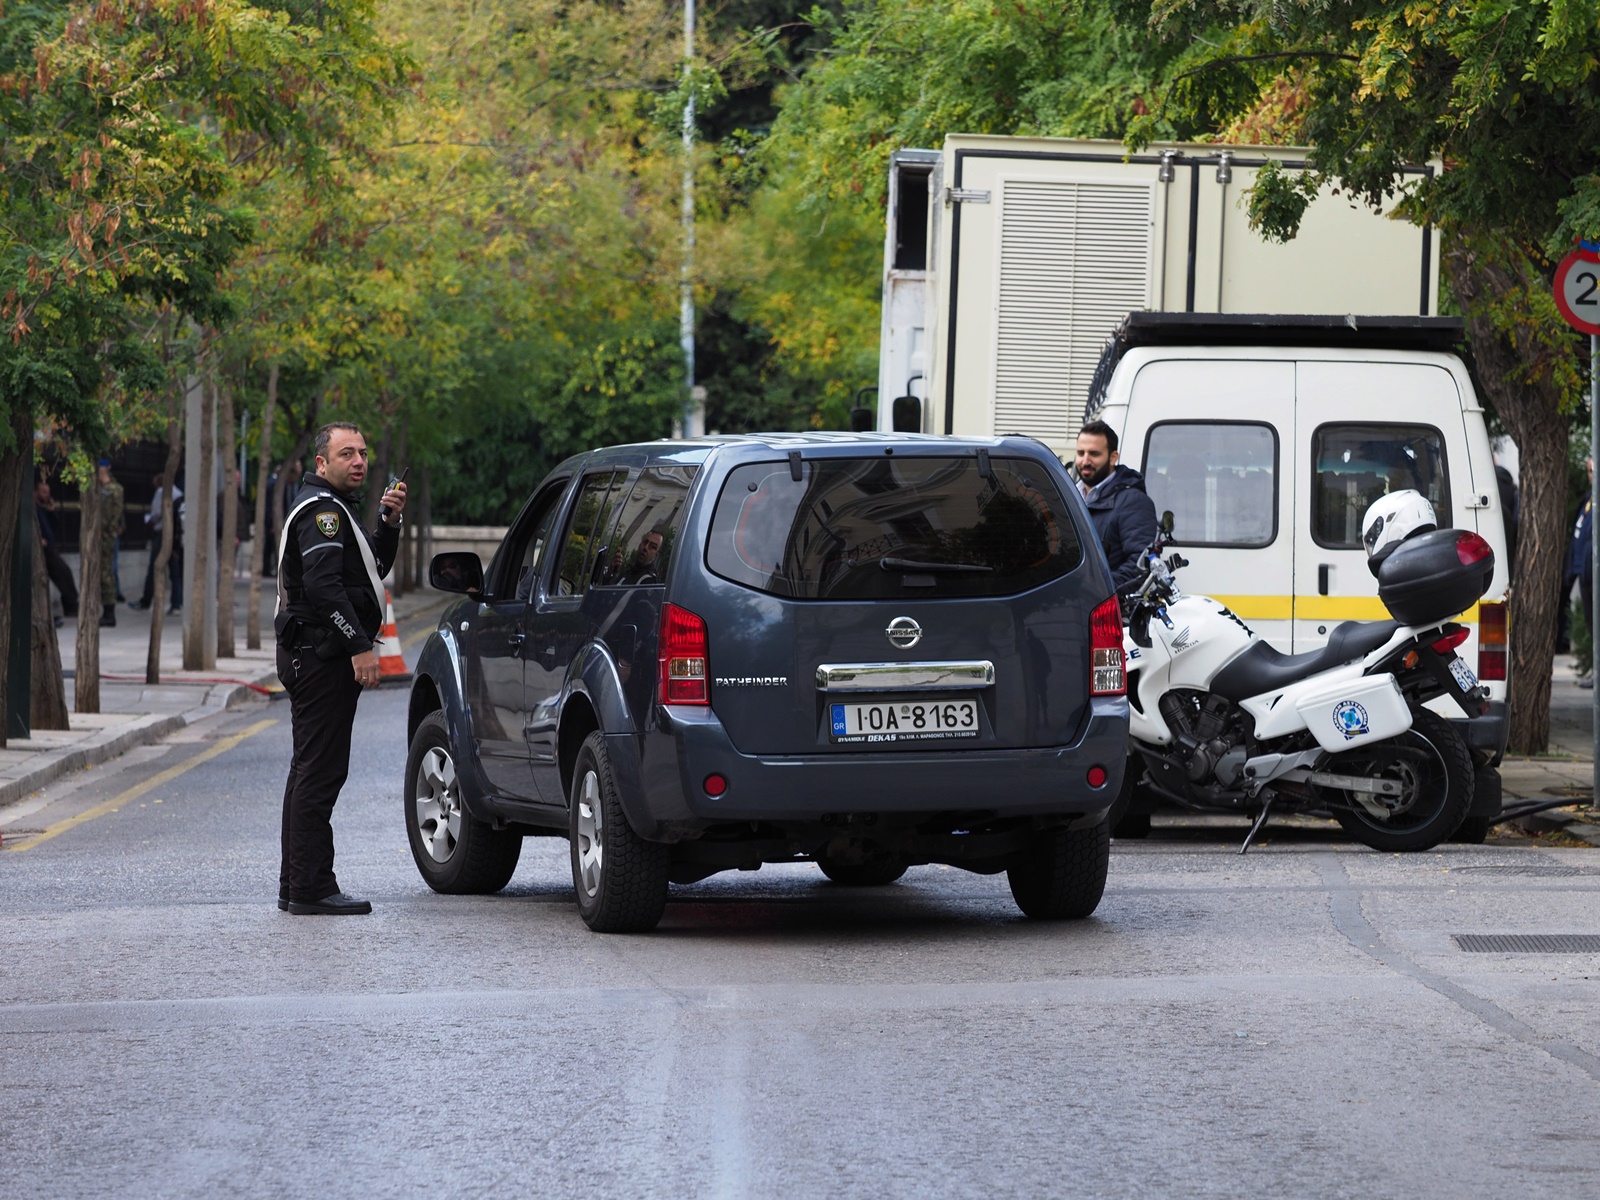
[406,433,1129,931]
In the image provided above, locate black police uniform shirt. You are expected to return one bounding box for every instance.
[276,474,400,655]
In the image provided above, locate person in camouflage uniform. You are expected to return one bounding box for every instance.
[96,459,125,627]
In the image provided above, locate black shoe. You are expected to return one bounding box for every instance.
[99,608,116,627]
[53,616,64,628]
[277,897,289,911]
[286,892,372,915]
[129,600,149,611]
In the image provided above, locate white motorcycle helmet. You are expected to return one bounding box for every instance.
[1361,489,1437,575]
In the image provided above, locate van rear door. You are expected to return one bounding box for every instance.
[1291,359,1479,651]
[1121,358,1297,650]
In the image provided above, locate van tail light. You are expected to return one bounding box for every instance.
[1456,531,1493,566]
[1477,601,1507,682]
[1090,596,1125,696]
[1430,627,1470,654]
[659,604,709,705]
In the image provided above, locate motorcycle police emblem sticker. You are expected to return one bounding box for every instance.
[315,511,341,538]
[1332,700,1370,740]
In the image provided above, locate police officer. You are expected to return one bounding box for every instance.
[274,422,407,914]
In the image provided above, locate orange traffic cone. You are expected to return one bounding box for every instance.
[376,589,411,685]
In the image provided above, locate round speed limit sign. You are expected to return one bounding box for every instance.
[1555,246,1600,336]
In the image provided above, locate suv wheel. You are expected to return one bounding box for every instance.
[816,854,908,887]
[570,732,669,932]
[1006,821,1110,919]
[405,711,522,893]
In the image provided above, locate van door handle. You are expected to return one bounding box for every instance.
[1318,564,1331,596]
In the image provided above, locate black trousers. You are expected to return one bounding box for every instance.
[139,537,184,607]
[277,645,364,902]
[42,543,78,616]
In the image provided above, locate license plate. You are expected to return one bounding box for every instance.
[829,699,980,743]
[1448,656,1479,693]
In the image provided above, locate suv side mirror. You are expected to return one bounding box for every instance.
[430,551,484,595]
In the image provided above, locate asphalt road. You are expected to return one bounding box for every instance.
[4,689,1600,1199]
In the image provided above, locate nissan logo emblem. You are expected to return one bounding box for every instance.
[885,616,922,649]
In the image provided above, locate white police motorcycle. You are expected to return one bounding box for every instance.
[1115,491,1494,853]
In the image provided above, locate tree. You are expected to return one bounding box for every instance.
[1113,0,1600,752]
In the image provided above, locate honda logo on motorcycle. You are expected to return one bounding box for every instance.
[1332,700,1371,740]
[885,616,922,649]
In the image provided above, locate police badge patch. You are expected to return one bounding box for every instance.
[315,511,341,538]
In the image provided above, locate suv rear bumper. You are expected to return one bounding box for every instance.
[619,697,1130,838]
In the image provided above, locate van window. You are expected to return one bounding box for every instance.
[707,456,1082,599]
[595,465,698,587]
[1313,424,1450,549]
[1143,422,1277,547]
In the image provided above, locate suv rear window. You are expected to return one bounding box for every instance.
[706,456,1082,599]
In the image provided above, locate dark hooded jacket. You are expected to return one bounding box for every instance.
[1083,463,1159,593]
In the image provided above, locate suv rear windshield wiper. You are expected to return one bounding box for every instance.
[879,556,994,574]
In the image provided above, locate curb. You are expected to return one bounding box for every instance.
[0,674,278,812]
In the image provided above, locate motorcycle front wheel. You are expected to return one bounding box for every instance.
[1323,708,1473,852]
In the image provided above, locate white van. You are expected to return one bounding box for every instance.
[1089,312,1509,761]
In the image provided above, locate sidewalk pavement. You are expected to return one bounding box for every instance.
[0,576,451,835]
[1498,657,1600,844]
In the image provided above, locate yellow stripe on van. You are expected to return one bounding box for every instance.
[1211,595,1481,624]
[1211,595,1294,620]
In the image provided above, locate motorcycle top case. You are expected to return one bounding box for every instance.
[1294,673,1411,753]
[1376,528,1495,627]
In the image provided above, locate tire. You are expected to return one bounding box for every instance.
[405,710,522,893]
[570,731,668,933]
[1006,821,1111,920]
[816,854,908,886]
[1327,708,1474,852]
[1107,756,1152,839]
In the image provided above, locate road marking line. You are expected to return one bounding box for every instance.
[3,718,278,853]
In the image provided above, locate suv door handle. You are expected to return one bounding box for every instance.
[507,631,526,646]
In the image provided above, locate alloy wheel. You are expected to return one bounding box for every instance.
[415,746,462,863]
[575,768,604,898]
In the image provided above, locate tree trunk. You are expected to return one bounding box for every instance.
[0,406,33,748]
[217,380,238,660]
[75,471,103,715]
[247,362,278,651]
[1444,237,1570,753]
[364,420,393,529]
[415,465,431,590]
[184,370,216,671]
[391,417,410,594]
[146,389,184,684]
[30,503,70,730]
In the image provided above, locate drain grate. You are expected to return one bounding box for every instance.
[1454,933,1600,953]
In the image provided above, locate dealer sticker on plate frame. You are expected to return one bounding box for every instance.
[829,699,979,744]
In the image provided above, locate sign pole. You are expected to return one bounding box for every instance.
[1551,244,1600,810]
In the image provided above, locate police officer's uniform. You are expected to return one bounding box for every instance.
[275,474,399,908]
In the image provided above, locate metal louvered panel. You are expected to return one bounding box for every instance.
[993,180,1155,442]
[1453,934,1600,953]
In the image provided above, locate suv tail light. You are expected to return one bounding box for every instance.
[1090,596,1125,695]
[1478,601,1507,682]
[659,604,709,705]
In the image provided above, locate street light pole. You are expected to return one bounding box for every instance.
[679,0,699,439]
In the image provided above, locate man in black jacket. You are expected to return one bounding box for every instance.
[274,422,407,914]
[1075,419,1158,595]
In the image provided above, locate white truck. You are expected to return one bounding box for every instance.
[877,133,1508,770]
